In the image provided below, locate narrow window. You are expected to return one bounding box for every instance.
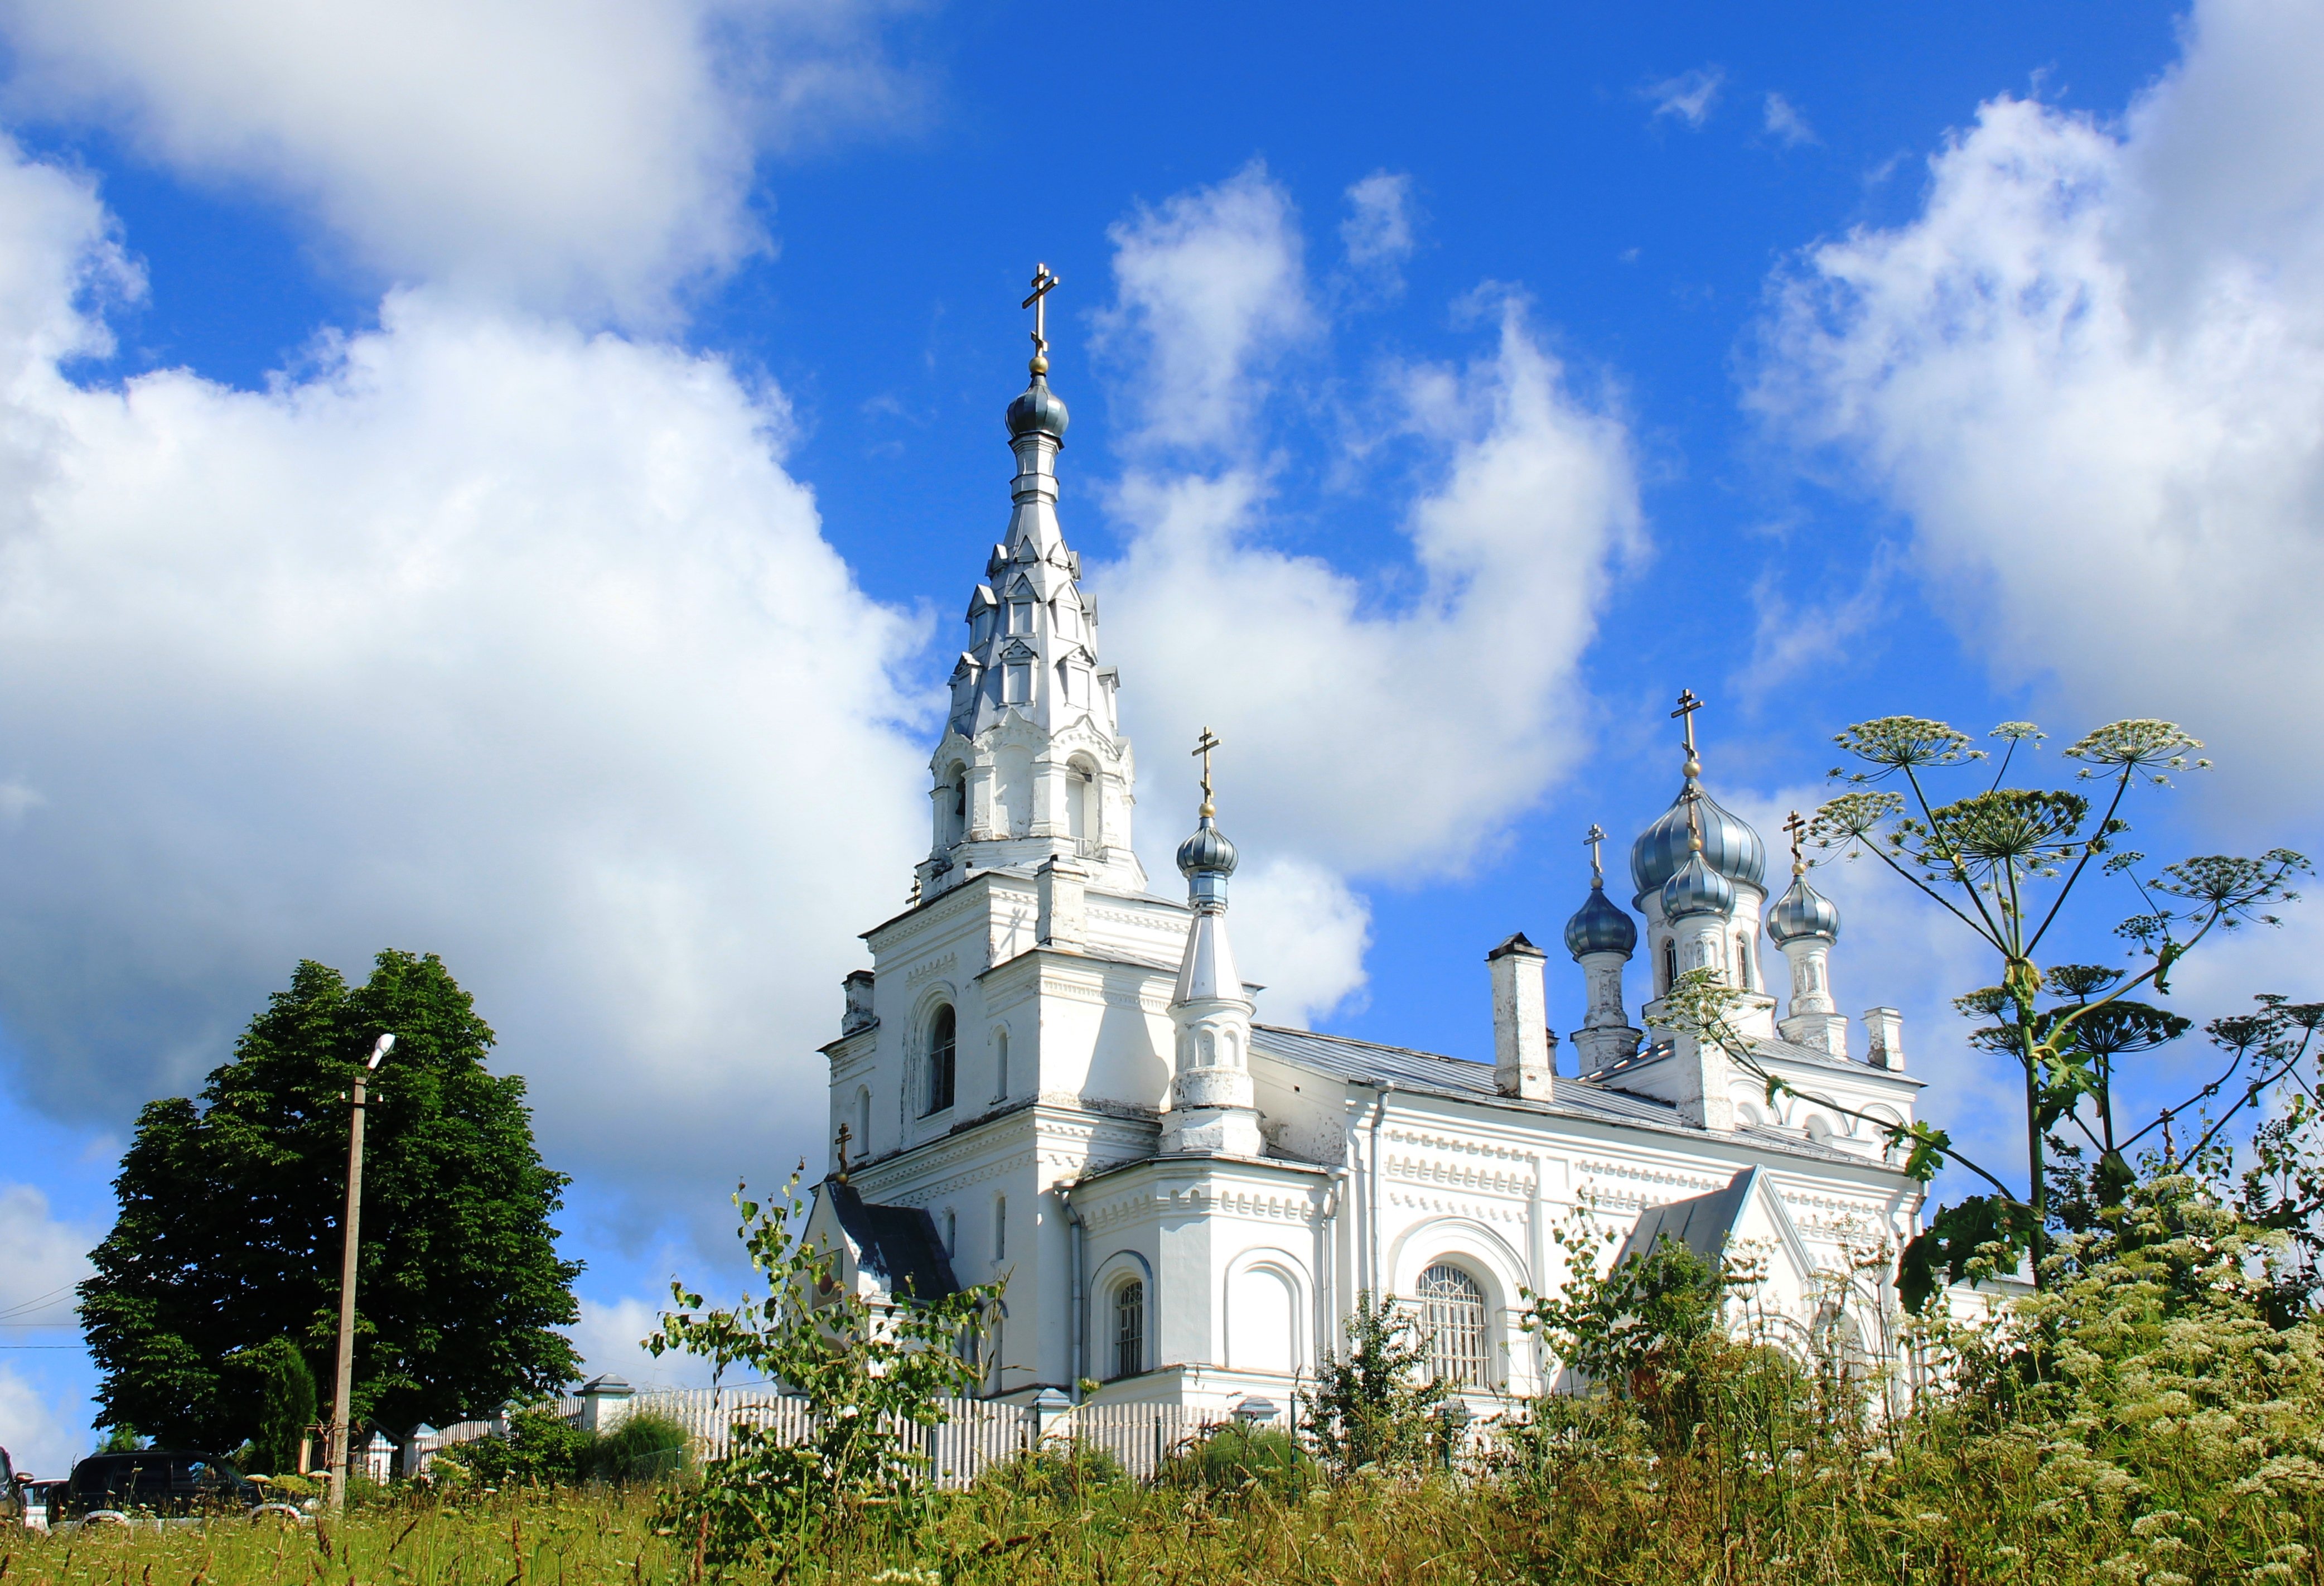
[993,1028,1009,1102]
[944,1208,958,1255]
[1007,600,1032,635]
[1054,599,1078,639]
[1112,1280,1144,1380]
[855,1086,871,1151]
[924,1005,956,1115]
[1418,1263,1490,1386]
[1065,768,1090,842]
[1660,938,1676,996]
[1735,933,1753,991]
[994,1196,1007,1261]
[1004,662,1031,703]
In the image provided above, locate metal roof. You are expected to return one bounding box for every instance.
[1247,1024,1869,1168]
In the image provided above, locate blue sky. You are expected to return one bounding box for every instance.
[6,0,2322,1469]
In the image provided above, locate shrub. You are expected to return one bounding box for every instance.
[973,1439,1128,1504]
[432,1408,594,1487]
[1162,1423,1314,1500]
[586,1410,690,1484]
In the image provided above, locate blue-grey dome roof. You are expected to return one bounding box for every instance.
[1768,871,1841,944]
[1176,815,1238,878]
[1564,883,1638,959]
[1006,376,1070,442]
[1661,847,1736,920]
[1631,779,1767,901]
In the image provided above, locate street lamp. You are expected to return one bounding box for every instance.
[326,1033,394,1512]
[1436,1396,1472,1473]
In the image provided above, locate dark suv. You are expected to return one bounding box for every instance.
[59,1452,260,1521]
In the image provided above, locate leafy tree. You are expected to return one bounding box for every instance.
[645,1173,999,1570]
[1298,1290,1446,1474]
[80,950,582,1449]
[232,1337,316,1475]
[1524,1211,1735,1422]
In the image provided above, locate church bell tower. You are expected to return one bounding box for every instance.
[917,264,1147,902]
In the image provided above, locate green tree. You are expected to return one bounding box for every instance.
[232,1337,316,1475]
[79,950,582,1449]
[1298,1291,1445,1474]
[645,1173,998,1570]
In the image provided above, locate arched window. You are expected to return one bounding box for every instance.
[937,770,967,849]
[1660,938,1677,996]
[1734,932,1753,991]
[1111,1280,1144,1380]
[1065,763,1093,842]
[993,1195,1007,1261]
[854,1086,871,1151]
[992,1028,1009,1102]
[923,1005,956,1115]
[1418,1263,1490,1386]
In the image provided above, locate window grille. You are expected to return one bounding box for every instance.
[1418,1263,1490,1385]
[1112,1280,1144,1380]
[924,1005,955,1114]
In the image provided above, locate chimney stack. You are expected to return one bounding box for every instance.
[1488,934,1554,1101]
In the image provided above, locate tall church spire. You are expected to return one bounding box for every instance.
[916,268,1146,902]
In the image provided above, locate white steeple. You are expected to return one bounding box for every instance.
[917,266,1147,902]
[1159,731,1263,1156]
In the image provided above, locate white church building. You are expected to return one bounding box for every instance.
[809,312,1938,1414]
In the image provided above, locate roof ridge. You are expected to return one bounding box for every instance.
[1250,1023,1481,1065]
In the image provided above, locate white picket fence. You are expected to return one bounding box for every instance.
[404,1389,1263,1488]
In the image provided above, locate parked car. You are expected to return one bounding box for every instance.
[56,1451,262,1523]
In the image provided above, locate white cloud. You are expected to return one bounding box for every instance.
[1752,0,2324,826]
[1094,161,1320,453]
[1762,91,1816,148]
[1226,856,1371,1028]
[0,1182,93,1321]
[1643,67,1724,128]
[0,138,928,1217]
[0,1364,84,1478]
[1088,168,1641,1017]
[1733,548,1895,703]
[1339,170,1415,297]
[567,1294,718,1391]
[0,0,917,321]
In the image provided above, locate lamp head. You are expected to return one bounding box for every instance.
[366,1033,396,1071]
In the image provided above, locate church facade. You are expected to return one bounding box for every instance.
[808,326,1940,1415]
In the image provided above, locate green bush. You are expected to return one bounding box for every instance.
[1162,1423,1314,1500]
[432,1408,595,1488]
[586,1410,690,1484]
[974,1440,1128,1503]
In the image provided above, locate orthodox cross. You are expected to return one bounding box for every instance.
[834,1122,853,1184]
[1584,822,1607,886]
[1022,263,1061,370]
[1783,809,1808,874]
[1192,726,1221,817]
[1671,687,1703,757]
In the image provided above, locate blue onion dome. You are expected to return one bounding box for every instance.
[1006,375,1070,442]
[1661,846,1736,920]
[1176,814,1238,879]
[1630,779,1767,901]
[1768,870,1841,945]
[1564,881,1639,960]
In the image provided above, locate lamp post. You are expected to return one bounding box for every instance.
[326,1033,394,1512]
[1437,1396,1472,1473]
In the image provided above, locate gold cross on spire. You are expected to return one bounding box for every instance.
[1783,809,1808,875]
[1192,727,1222,817]
[1671,687,1704,778]
[1022,263,1061,375]
[1584,822,1607,886]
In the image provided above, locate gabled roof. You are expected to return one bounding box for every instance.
[1246,1025,1869,1168]
[1610,1165,1818,1279]
[812,1178,959,1303]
